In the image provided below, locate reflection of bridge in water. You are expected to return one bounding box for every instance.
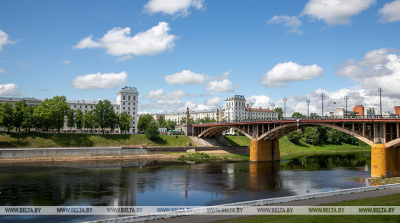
[194,117,400,178]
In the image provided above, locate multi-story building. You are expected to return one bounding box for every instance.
[0,97,42,107]
[163,109,223,123]
[224,95,277,121]
[329,108,357,117]
[394,106,400,116]
[353,105,375,117]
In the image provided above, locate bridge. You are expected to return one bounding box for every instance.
[193,117,400,178]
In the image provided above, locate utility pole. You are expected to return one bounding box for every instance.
[321,93,325,117]
[378,87,383,116]
[283,97,287,120]
[306,99,310,117]
[344,96,348,118]
[270,103,275,110]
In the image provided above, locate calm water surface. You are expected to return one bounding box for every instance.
[0,152,371,222]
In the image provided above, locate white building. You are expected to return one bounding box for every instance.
[163,109,223,123]
[0,97,42,107]
[329,108,357,117]
[364,107,375,117]
[224,95,278,121]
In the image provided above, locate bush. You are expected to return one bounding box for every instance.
[146,121,160,141]
[287,129,302,143]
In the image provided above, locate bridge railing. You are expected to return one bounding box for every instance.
[193,115,400,125]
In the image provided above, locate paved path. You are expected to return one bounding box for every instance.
[149,188,400,223]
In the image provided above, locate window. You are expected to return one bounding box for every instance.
[80,105,82,109]
[128,107,130,110]
[236,102,237,106]
[123,107,125,110]
[133,96,136,100]
[123,102,125,105]
[128,102,130,105]
[128,112,130,114]
[74,105,76,108]
[133,107,135,110]
[85,105,87,109]
[133,112,135,115]
[128,96,131,100]
[91,106,93,109]
[123,95,126,100]
[134,103,135,105]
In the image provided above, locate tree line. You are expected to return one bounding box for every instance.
[0,96,134,134]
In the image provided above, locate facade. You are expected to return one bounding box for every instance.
[163,109,223,123]
[0,97,42,107]
[353,105,364,116]
[329,108,357,117]
[395,106,400,116]
[364,107,375,117]
[224,95,278,121]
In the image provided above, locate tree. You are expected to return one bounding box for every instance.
[75,109,84,132]
[180,115,194,125]
[12,100,26,132]
[310,113,318,118]
[33,99,51,131]
[287,129,303,143]
[66,109,75,131]
[119,112,132,134]
[138,114,153,132]
[325,128,340,144]
[1,103,13,132]
[303,127,321,145]
[274,107,283,119]
[22,105,35,132]
[292,112,303,118]
[166,119,176,130]
[83,110,95,132]
[197,118,205,124]
[48,96,69,132]
[158,116,166,128]
[146,120,160,140]
[92,100,115,134]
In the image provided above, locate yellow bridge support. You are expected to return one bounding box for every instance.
[371,144,400,178]
[250,139,280,161]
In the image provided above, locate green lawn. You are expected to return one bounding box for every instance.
[0,132,194,148]
[217,193,400,223]
[224,135,370,155]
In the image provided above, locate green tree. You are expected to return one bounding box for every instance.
[287,129,303,143]
[274,107,283,119]
[34,99,52,131]
[83,110,95,132]
[13,100,26,132]
[292,112,303,118]
[303,127,321,145]
[138,114,153,132]
[146,120,160,140]
[75,109,84,132]
[166,119,176,130]
[310,113,319,118]
[66,109,75,131]
[197,118,205,124]
[1,103,13,132]
[325,128,341,144]
[180,116,186,125]
[48,96,69,132]
[22,105,35,132]
[92,100,115,134]
[158,116,166,128]
[204,116,212,123]
[119,112,133,134]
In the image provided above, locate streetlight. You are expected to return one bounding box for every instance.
[378,87,383,116]
[283,97,287,120]
[306,99,310,118]
[344,96,348,118]
[321,93,325,117]
[270,103,275,110]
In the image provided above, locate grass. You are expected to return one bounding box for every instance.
[216,193,400,223]
[371,177,400,185]
[0,132,194,148]
[224,135,251,146]
[178,152,249,162]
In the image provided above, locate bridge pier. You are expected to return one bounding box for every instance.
[371,144,400,178]
[250,139,280,161]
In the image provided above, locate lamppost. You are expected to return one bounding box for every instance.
[378,87,383,116]
[344,96,348,118]
[283,97,287,120]
[306,99,310,118]
[270,103,275,110]
[321,93,325,117]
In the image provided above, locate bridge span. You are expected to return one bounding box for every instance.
[193,118,400,178]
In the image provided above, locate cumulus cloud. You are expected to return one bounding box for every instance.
[205,97,222,106]
[116,55,133,62]
[206,79,235,95]
[62,60,70,64]
[0,83,24,96]
[246,95,274,109]
[260,61,323,88]
[164,70,207,85]
[72,71,128,89]
[378,0,400,23]
[142,89,189,110]
[301,0,376,25]
[144,0,204,18]
[267,15,303,35]
[74,22,177,58]
[336,48,400,96]
[0,30,17,52]
[0,68,6,73]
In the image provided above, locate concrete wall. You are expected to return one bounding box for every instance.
[0,146,248,159]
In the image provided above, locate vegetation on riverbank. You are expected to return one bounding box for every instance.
[224,135,370,155]
[217,193,400,223]
[371,177,400,185]
[0,132,193,148]
[178,152,249,162]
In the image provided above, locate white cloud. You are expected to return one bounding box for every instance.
[72,71,128,89]
[246,95,274,110]
[74,22,177,57]
[209,70,231,81]
[142,89,189,110]
[62,60,70,64]
[267,15,303,35]
[260,61,323,88]
[301,0,376,25]
[116,55,133,62]
[144,0,204,18]
[17,62,26,67]
[205,97,222,106]
[164,70,207,85]
[0,68,6,73]
[206,79,235,95]
[336,48,400,96]
[0,83,24,96]
[0,30,16,52]
[378,0,400,22]
[0,60,4,63]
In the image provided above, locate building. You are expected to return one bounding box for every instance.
[353,105,364,116]
[329,108,357,117]
[364,107,375,117]
[163,109,223,123]
[395,106,400,116]
[353,105,375,117]
[224,95,277,121]
[0,97,42,107]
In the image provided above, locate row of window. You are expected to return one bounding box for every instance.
[122,95,136,101]
[122,107,135,111]
[226,101,245,107]
[122,102,136,106]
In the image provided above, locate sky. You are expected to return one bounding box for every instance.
[1,0,400,116]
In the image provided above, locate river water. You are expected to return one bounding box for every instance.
[0,152,371,222]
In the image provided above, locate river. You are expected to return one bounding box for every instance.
[0,152,371,222]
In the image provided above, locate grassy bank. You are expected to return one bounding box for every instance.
[217,193,400,223]
[178,152,249,162]
[0,132,193,148]
[224,135,370,155]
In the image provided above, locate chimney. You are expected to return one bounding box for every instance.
[246,104,249,109]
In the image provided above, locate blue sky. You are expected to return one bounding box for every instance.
[1,0,400,115]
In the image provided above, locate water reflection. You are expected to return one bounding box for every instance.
[0,152,371,222]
